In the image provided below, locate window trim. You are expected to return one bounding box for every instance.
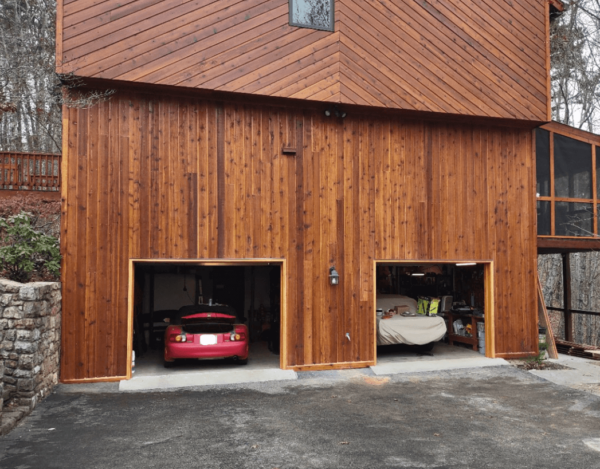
[289,0,335,32]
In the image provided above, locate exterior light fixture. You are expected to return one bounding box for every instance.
[324,106,347,119]
[456,263,477,267]
[411,273,425,277]
[329,266,340,285]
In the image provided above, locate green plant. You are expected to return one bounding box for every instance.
[0,212,60,282]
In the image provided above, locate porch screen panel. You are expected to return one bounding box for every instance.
[597,146,600,198]
[555,202,593,236]
[537,201,551,235]
[536,129,550,196]
[554,134,592,199]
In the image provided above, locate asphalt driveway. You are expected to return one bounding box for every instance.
[1,367,599,468]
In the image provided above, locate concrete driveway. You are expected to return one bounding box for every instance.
[1,366,599,468]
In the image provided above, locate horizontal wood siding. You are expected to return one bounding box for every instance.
[58,0,548,121]
[61,90,537,380]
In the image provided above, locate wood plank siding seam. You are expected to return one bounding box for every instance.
[60,90,539,380]
[59,0,549,121]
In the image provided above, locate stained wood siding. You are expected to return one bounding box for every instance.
[57,0,548,121]
[61,90,537,380]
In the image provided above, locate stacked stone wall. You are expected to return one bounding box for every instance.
[0,279,61,433]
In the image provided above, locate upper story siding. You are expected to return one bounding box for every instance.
[57,0,550,121]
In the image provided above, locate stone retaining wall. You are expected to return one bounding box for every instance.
[0,279,61,434]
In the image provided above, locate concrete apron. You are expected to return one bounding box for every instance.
[119,343,508,391]
[529,354,600,386]
[120,343,296,391]
[119,368,298,391]
[370,357,508,375]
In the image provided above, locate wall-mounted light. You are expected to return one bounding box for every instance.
[324,106,347,119]
[456,263,477,267]
[411,273,425,277]
[329,266,340,285]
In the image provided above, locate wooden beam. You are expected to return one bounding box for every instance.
[549,0,565,13]
[537,274,558,359]
[562,253,573,341]
[538,237,600,253]
[549,131,555,235]
[541,121,600,147]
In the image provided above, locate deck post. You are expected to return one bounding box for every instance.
[562,253,573,342]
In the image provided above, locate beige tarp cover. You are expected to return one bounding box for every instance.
[377,315,447,346]
[376,294,418,314]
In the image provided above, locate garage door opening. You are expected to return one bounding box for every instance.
[126,260,291,388]
[374,261,495,368]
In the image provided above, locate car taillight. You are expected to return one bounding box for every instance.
[230,333,245,341]
[168,327,182,343]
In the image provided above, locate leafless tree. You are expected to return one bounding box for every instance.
[0,0,113,153]
[551,0,600,131]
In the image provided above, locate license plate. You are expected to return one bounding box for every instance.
[200,334,217,345]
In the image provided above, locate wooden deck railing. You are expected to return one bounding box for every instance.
[0,152,61,192]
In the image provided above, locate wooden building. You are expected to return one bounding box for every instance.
[57,0,561,382]
[536,121,600,344]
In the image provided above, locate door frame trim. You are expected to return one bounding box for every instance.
[373,259,495,362]
[126,258,288,379]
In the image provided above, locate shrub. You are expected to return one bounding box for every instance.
[0,212,61,282]
[0,194,61,237]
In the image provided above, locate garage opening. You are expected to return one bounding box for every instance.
[374,261,494,367]
[128,261,287,387]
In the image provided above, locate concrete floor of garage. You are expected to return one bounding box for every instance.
[120,341,506,391]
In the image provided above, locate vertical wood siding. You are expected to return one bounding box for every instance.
[61,91,537,380]
[57,0,548,121]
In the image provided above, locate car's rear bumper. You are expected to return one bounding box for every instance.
[164,341,249,361]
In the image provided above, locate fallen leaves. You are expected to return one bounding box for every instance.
[362,376,390,386]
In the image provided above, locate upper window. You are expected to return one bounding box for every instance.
[535,127,599,238]
[289,0,334,32]
[554,134,592,199]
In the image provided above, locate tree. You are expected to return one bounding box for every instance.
[0,0,113,153]
[551,0,600,131]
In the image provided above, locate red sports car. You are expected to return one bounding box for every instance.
[163,305,249,367]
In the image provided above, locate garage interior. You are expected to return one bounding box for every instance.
[374,262,489,367]
[131,262,283,381]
